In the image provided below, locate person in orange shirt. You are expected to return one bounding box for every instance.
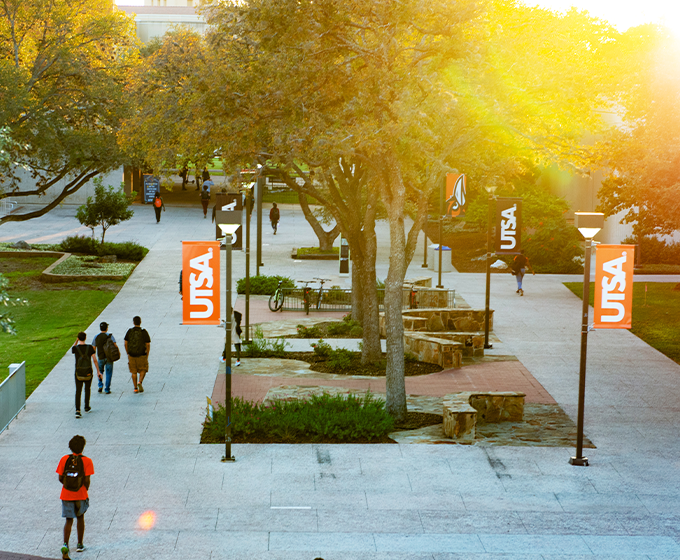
[56,435,95,560]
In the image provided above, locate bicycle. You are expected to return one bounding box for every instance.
[268,280,285,312]
[313,277,332,310]
[297,280,314,314]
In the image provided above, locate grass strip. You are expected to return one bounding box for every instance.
[564,281,680,364]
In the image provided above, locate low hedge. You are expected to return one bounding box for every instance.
[236,274,294,295]
[201,392,394,443]
[59,236,148,261]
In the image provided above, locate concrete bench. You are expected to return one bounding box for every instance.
[404,332,463,369]
[442,392,526,442]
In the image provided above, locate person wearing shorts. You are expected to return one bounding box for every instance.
[124,315,151,394]
[56,435,94,560]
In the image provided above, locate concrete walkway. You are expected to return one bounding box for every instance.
[1,204,680,559]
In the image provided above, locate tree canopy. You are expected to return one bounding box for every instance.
[0,0,138,225]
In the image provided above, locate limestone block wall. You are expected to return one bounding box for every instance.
[442,392,526,441]
[404,333,462,369]
[379,308,494,337]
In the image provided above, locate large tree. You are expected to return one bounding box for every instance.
[597,29,680,236]
[0,0,137,225]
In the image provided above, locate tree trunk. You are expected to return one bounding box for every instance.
[297,192,340,251]
[380,153,408,421]
[359,230,381,364]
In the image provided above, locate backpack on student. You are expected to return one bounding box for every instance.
[154,197,162,208]
[62,454,85,492]
[127,328,146,356]
[103,334,120,362]
[201,189,210,200]
[74,346,93,381]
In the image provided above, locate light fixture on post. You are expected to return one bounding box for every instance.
[569,211,604,467]
[483,184,497,349]
[218,223,240,463]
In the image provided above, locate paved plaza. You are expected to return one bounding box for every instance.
[1,201,680,559]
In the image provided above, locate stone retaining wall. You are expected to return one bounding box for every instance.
[404,333,462,369]
[443,391,526,441]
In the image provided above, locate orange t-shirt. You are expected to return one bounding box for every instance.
[56,454,94,501]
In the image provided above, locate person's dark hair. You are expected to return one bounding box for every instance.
[77,332,87,341]
[155,191,160,197]
[100,322,108,331]
[133,316,141,326]
[69,435,86,454]
[272,202,277,208]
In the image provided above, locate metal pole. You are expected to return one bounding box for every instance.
[570,237,592,467]
[222,234,235,462]
[422,226,428,268]
[437,176,444,288]
[484,193,493,349]
[245,190,251,343]
[256,176,264,274]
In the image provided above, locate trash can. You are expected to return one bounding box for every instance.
[429,244,453,273]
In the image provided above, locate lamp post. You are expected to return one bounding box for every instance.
[244,186,252,342]
[219,223,239,463]
[569,211,604,467]
[483,185,497,349]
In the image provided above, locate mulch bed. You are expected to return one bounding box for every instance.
[241,351,443,377]
[289,321,369,339]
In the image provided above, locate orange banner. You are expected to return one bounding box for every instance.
[594,244,635,329]
[445,173,467,217]
[182,241,221,325]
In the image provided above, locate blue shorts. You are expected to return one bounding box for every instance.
[62,498,89,518]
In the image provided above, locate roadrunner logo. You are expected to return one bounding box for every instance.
[500,204,517,250]
[446,174,467,217]
[599,251,627,323]
[189,248,214,319]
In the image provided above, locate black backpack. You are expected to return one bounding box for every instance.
[127,328,146,356]
[74,346,93,381]
[62,454,85,492]
[201,189,210,200]
[103,334,120,362]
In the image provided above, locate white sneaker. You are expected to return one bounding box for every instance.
[235,360,241,366]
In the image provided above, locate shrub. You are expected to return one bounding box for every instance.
[58,236,148,261]
[202,392,394,443]
[243,326,289,357]
[349,325,363,337]
[311,339,333,357]
[297,324,323,338]
[622,236,680,265]
[327,321,351,336]
[237,274,294,295]
[59,235,98,255]
[99,241,148,261]
[322,285,350,304]
[328,348,353,370]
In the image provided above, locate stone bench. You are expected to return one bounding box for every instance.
[404,332,463,369]
[442,392,526,442]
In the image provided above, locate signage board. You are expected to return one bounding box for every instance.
[594,244,635,329]
[182,241,221,325]
[445,173,467,217]
[495,198,522,254]
[143,175,160,204]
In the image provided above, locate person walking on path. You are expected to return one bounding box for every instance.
[194,167,201,191]
[56,435,94,560]
[179,165,188,190]
[511,250,534,296]
[269,202,280,235]
[200,185,211,218]
[152,191,165,223]
[71,333,101,418]
[93,322,118,394]
[202,166,211,185]
[124,316,151,393]
[221,310,243,366]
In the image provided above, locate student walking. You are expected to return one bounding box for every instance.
[269,202,280,235]
[200,185,211,218]
[511,250,534,296]
[93,322,119,394]
[57,435,94,560]
[152,191,165,223]
[71,333,101,418]
[124,316,151,393]
[233,310,243,366]
[179,165,188,190]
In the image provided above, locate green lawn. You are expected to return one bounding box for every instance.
[564,281,680,364]
[1,257,121,396]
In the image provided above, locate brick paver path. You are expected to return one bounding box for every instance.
[211,359,555,406]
